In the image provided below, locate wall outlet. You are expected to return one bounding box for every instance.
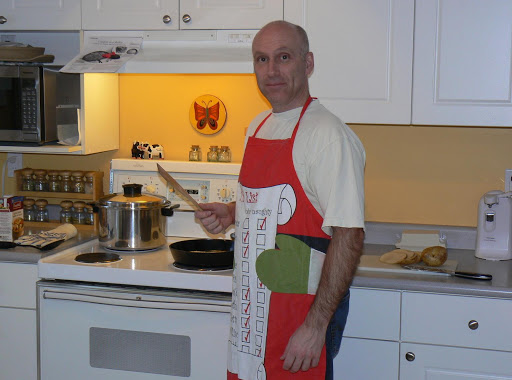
[506,169,512,192]
[7,153,22,178]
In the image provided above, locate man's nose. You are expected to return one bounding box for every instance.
[267,59,279,76]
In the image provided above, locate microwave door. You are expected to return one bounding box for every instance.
[0,66,23,140]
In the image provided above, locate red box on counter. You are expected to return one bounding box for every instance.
[0,195,24,242]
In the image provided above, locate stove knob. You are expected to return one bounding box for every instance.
[219,187,231,199]
[146,184,156,193]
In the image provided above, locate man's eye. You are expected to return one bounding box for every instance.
[281,54,289,60]
[257,57,267,63]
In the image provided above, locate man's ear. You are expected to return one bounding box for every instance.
[305,51,314,76]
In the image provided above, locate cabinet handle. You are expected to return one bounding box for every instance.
[162,15,172,24]
[0,16,7,24]
[468,320,479,330]
[405,352,415,362]
[182,14,191,23]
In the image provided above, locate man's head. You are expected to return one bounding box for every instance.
[252,21,314,113]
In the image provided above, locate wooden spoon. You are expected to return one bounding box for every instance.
[156,163,203,211]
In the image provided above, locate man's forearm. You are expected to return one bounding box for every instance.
[304,227,364,329]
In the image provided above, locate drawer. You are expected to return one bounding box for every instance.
[343,287,401,341]
[0,262,37,309]
[402,292,512,352]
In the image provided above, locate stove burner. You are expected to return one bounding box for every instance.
[172,262,233,272]
[103,246,160,253]
[75,252,122,264]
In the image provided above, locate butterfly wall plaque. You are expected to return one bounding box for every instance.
[189,94,227,135]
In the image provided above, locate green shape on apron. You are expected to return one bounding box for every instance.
[255,234,310,294]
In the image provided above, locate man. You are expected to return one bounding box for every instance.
[195,21,365,379]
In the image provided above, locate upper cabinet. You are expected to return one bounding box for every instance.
[302,0,414,125]
[0,0,81,30]
[412,0,512,127]
[81,0,283,31]
[300,0,512,127]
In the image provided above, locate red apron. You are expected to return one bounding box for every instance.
[228,97,331,380]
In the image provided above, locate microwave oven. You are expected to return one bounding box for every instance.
[0,63,80,145]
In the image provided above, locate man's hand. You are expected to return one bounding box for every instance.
[280,322,326,373]
[194,202,236,234]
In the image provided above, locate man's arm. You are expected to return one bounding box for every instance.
[280,226,364,373]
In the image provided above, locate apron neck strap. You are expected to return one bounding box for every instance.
[253,96,315,138]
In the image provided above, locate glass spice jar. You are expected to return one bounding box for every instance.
[207,146,219,162]
[48,171,61,192]
[72,201,87,224]
[60,200,74,223]
[21,168,34,191]
[189,145,202,161]
[85,205,94,225]
[84,172,95,194]
[23,198,36,221]
[218,146,231,162]
[33,169,48,191]
[71,171,85,193]
[35,199,49,222]
[60,171,73,192]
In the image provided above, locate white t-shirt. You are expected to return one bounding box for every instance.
[244,99,365,235]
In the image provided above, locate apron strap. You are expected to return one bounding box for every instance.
[252,96,316,139]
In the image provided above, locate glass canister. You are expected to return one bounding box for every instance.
[218,146,232,162]
[59,200,74,223]
[48,171,61,192]
[21,168,34,191]
[189,145,202,161]
[85,205,94,225]
[84,172,95,194]
[23,198,36,221]
[33,169,48,191]
[72,201,87,224]
[207,146,219,162]
[60,171,73,192]
[35,199,49,222]
[72,171,85,193]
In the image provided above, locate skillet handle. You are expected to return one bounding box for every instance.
[161,203,180,217]
[454,271,492,281]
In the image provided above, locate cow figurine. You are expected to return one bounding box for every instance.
[138,142,164,159]
[131,141,144,159]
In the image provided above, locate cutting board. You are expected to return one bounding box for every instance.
[358,255,458,276]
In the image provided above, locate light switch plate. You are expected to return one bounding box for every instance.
[7,153,22,177]
[505,169,512,192]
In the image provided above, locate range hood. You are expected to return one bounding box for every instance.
[84,30,256,74]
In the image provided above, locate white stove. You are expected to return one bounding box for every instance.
[37,159,241,380]
[38,159,241,292]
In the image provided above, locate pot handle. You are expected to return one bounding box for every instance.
[161,203,180,217]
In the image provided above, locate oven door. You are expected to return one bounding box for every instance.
[38,282,231,380]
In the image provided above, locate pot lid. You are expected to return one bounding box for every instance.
[99,183,169,208]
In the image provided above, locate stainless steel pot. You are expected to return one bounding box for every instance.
[97,183,177,251]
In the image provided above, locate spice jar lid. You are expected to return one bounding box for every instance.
[71,171,84,177]
[84,171,95,178]
[35,199,48,207]
[60,200,73,208]
[24,198,35,206]
[21,168,34,175]
[73,201,86,209]
[48,170,60,176]
[60,171,71,177]
[34,169,47,176]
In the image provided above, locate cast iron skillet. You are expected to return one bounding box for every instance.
[169,239,234,268]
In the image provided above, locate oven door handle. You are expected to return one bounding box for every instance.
[42,290,231,313]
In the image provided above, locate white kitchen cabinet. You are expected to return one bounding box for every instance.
[0,0,81,30]
[300,0,415,124]
[333,287,401,379]
[0,262,38,380]
[82,0,282,31]
[81,0,179,30]
[179,0,283,30]
[413,0,512,127]
[400,343,512,379]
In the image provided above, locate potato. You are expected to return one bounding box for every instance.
[380,249,407,264]
[400,250,422,265]
[421,246,448,267]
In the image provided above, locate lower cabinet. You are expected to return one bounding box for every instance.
[400,343,512,380]
[0,262,38,380]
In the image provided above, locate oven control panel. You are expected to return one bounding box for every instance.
[112,173,238,211]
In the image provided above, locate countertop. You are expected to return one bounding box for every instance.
[355,243,512,299]
[0,227,97,264]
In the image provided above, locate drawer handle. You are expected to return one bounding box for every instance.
[468,320,479,330]
[162,15,172,24]
[0,16,7,24]
[182,14,191,23]
[405,352,415,362]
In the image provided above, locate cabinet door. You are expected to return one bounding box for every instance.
[335,337,399,380]
[0,0,81,30]
[179,0,283,29]
[81,0,179,30]
[0,308,37,380]
[413,0,512,126]
[302,0,414,124]
[400,343,512,380]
